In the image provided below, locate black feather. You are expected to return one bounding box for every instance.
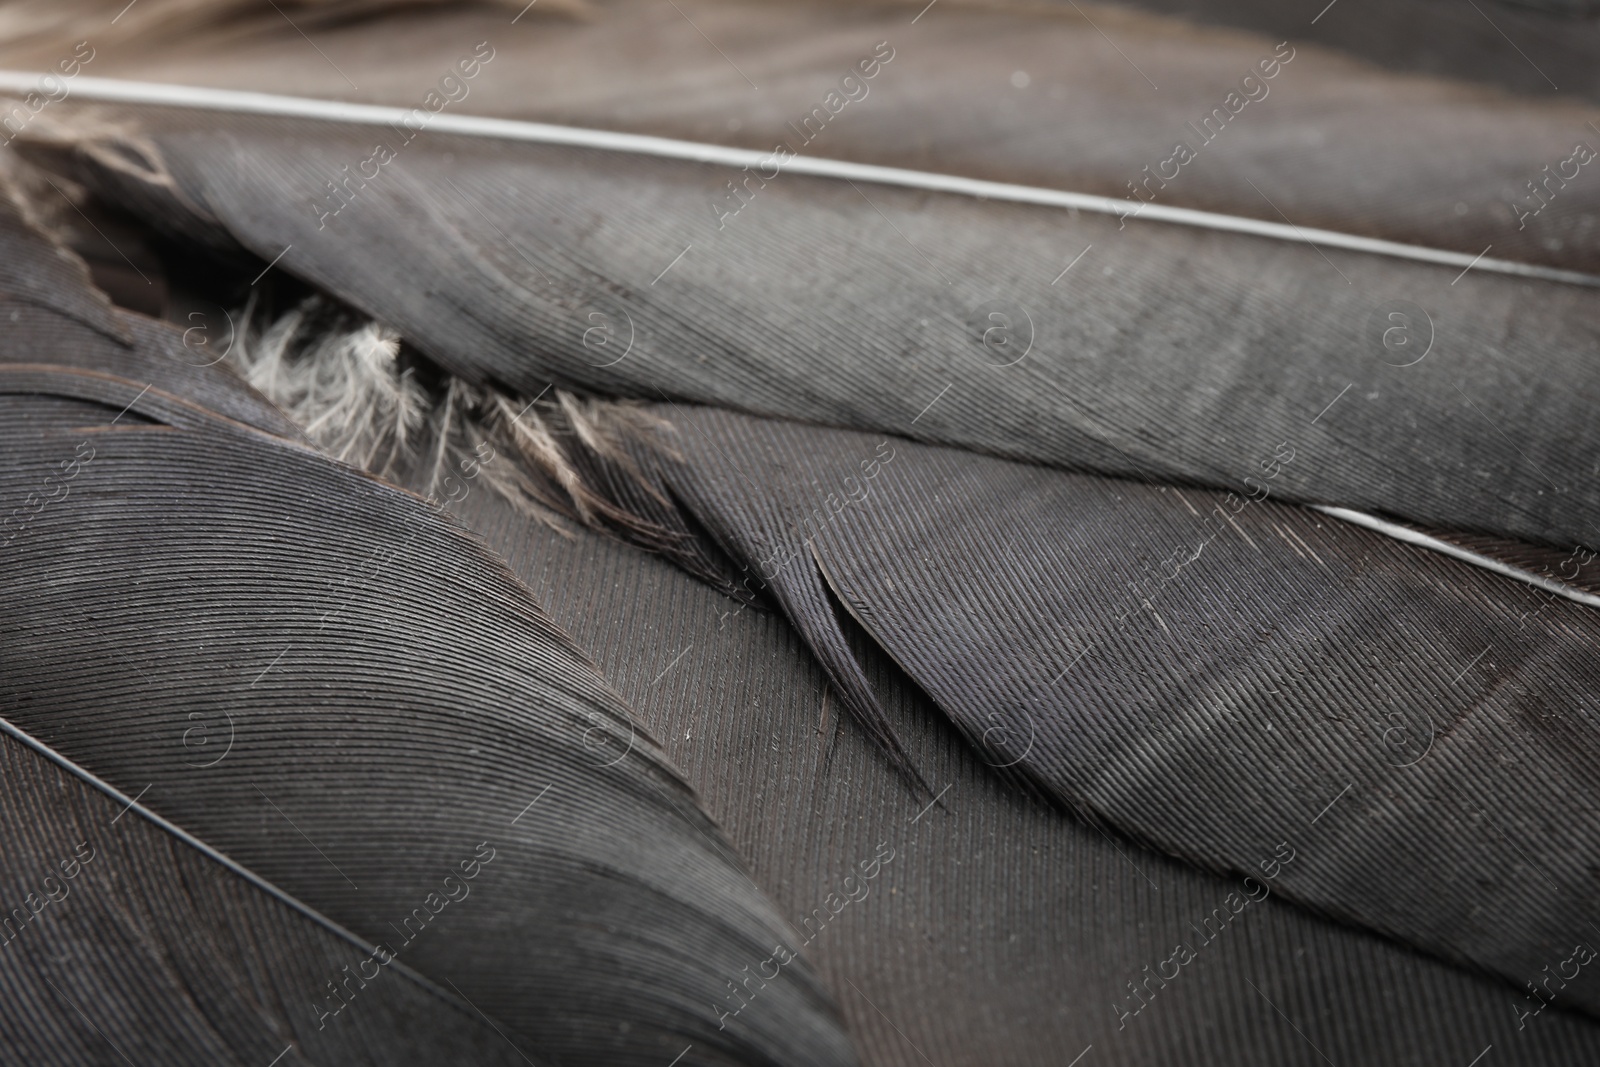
[43,112,1600,554]
[0,198,856,1066]
[518,401,1600,1024]
[405,428,1600,1066]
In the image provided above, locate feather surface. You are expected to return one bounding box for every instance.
[40,111,1600,555]
[395,421,1600,1065]
[0,724,544,1066]
[0,193,856,1066]
[5,12,1600,1057]
[491,399,1600,1023]
[12,0,1600,271]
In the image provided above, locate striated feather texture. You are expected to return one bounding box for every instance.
[470,399,1600,1024]
[0,190,856,1066]
[7,15,1600,1057]
[11,0,1600,271]
[0,727,544,1066]
[385,401,1600,1066]
[46,261,1600,1063]
[34,111,1600,557]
